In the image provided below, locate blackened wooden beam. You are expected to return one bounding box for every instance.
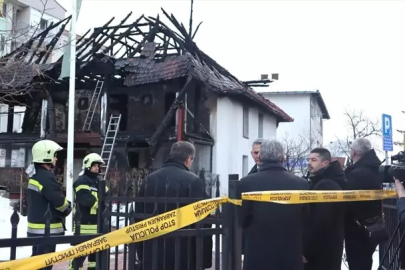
[76,17,115,57]
[95,22,149,31]
[144,17,183,49]
[27,23,52,63]
[40,19,72,64]
[145,76,193,168]
[2,15,71,61]
[191,21,203,40]
[79,13,138,62]
[127,15,159,58]
[98,31,133,50]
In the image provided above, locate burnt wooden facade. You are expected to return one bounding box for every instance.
[0,10,292,194]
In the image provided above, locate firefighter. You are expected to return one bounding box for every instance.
[69,153,107,270]
[26,139,72,270]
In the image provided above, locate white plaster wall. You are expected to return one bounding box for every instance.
[262,94,311,140]
[212,96,277,196]
[309,96,324,145]
[261,93,325,146]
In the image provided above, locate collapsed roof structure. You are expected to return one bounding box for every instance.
[0,9,292,122]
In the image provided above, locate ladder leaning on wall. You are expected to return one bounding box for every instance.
[99,114,121,181]
[82,80,104,131]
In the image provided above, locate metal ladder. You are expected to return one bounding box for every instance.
[82,80,104,131]
[99,114,121,180]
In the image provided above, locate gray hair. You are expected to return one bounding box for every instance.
[260,139,284,163]
[351,138,372,157]
[252,138,264,147]
[169,141,196,162]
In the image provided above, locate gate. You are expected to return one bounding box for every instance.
[379,197,405,269]
[0,174,242,270]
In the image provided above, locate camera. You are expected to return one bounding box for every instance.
[379,151,405,183]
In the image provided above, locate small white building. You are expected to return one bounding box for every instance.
[261,90,330,146]
[259,90,330,175]
[0,0,66,57]
[211,94,293,186]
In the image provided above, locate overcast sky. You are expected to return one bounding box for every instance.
[57,0,405,155]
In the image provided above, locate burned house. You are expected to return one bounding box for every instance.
[0,10,292,196]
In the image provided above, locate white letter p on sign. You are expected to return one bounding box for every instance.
[384,116,391,135]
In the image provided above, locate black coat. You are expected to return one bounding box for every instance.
[135,159,213,270]
[247,164,259,175]
[344,149,382,237]
[304,160,347,270]
[27,165,70,235]
[238,162,310,270]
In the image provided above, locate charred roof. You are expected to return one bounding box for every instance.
[0,9,293,122]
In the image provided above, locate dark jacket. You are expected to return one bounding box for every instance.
[27,165,71,235]
[247,164,259,175]
[344,149,382,236]
[304,160,346,270]
[135,159,213,270]
[243,163,260,255]
[238,162,310,270]
[73,170,108,234]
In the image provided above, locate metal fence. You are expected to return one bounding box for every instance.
[379,198,405,269]
[0,174,242,270]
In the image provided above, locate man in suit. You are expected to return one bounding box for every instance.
[135,141,212,270]
[239,138,309,270]
[345,138,383,270]
[304,148,346,270]
[248,139,263,175]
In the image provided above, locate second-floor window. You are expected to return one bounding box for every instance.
[40,19,48,30]
[243,106,249,138]
[242,155,249,177]
[258,112,263,138]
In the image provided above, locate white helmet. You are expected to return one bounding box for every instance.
[82,153,105,170]
[32,140,63,164]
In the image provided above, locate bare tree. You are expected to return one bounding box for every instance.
[0,0,71,105]
[333,107,381,164]
[281,132,315,176]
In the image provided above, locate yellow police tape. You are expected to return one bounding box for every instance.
[0,189,398,270]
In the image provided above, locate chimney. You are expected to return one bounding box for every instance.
[261,74,268,80]
[271,73,279,80]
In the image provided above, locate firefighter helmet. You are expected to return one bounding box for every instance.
[82,153,104,169]
[32,140,63,163]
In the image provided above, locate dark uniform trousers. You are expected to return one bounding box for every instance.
[69,252,96,270]
[28,232,59,270]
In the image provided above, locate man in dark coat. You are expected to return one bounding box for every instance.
[135,141,213,270]
[344,138,383,270]
[242,138,263,255]
[239,139,309,270]
[304,147,346,270]
[247,139,263,175]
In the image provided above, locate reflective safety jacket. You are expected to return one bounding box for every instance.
[73,171,108,235]
[27,165,70,235]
